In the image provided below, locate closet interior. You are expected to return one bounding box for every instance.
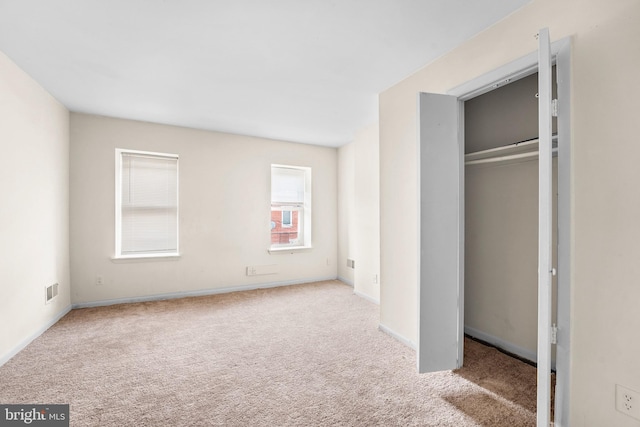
[463,69,558,365]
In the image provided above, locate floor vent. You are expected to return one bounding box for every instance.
[45,283,59,304]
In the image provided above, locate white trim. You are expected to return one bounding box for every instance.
[378,323,416,350]
[114,148,179,159]
[457,97,466,369]
[537,26,553,427]
[553,36,572,427]
[449,58,538,101]
[354,290,379,305]
[271,163,309,171]
[112,253,181,262]
[268,246,313,254]
[0,304,72,367]
[337,276,354,287]
[448,37,568,101]
[72,276,337,309]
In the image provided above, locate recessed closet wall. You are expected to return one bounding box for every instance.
[464,71,557,362]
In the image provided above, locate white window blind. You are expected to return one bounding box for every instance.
[116,150,179,257]
[271,167,306,206]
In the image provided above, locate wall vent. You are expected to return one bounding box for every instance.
[45,283,59,304]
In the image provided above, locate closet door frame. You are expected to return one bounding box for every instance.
[447,35,572,427]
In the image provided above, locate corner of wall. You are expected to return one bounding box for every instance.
[0,51,71,365]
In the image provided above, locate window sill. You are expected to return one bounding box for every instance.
[111,253,181,262]
[268,246,312,254]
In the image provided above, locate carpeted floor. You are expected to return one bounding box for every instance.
[0,280,538,426]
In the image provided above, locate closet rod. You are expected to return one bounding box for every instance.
[465,147,558,166]
[464,134,558,166]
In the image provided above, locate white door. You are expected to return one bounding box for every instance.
[536,27,553,427]
[417,92,463,373]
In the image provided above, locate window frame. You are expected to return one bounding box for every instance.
[269,164,312,252]
[114,148,180,260]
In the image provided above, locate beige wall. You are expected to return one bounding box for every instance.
[465,161,539,354]
[379,0,640,425]
[70,113,337,305]
[465,158,558,361]
[0,51,71,363]
[337,123,380,303]
[353,123,380,303]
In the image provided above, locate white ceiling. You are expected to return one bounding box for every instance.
[0,0,529,147]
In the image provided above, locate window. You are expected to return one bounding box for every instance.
[281,210,292,228]
[270,165,311,250]
[115,149,179,258]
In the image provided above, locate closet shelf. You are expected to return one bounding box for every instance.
[465,135,558,166]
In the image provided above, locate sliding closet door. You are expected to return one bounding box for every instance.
[417,92,463,373]
[537,27,553,427]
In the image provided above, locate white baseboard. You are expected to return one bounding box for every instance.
[0,304,72,367]
[72,276,339,309]
[378,322,416,350]
[337,276,354,287]
[464,325,538,364]
[335,277,379,304]
[354,289,379,305]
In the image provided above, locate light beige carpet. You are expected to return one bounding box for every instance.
[0,280,537,426]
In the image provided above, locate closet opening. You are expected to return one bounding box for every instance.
[418,35,571,425]
[463,68,558,370]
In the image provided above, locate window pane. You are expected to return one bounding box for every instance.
[282,210,292,227]
[271,207,301,245]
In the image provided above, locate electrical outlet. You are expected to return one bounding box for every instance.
[616,384,640,420]
[96,275,104,286]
